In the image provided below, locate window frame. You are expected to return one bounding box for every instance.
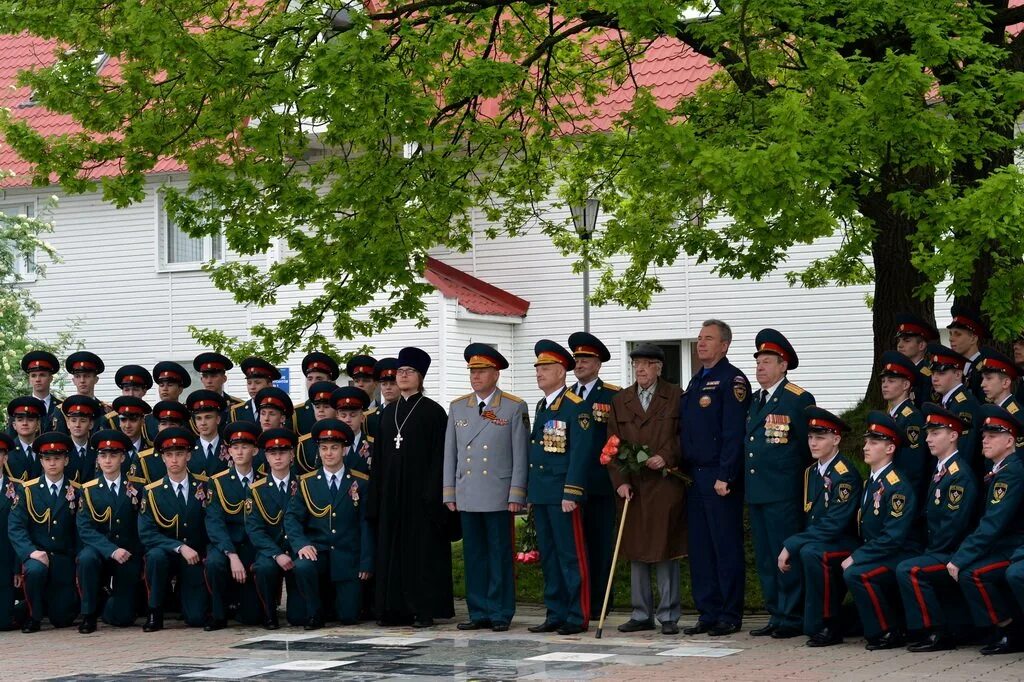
[155,190,226,273]
[1,198,40,283]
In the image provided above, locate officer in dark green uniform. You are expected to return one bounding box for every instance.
[53,351,107,435]
[294,352,340,435]
[61,395,103,484]
[365,358,399,441]
[231,357,281,424]
[526,340,594,636]
[132,401,189,485]
[842,411,923,650]
[777,407,861,647]
[286,420,373,629]
[148,362,192,439]
[295,381,339,473]
[946,304,987,403]
[247,428,305,629]
[8,431,80,632]
[347,355,379,410]
[193,352,242,423]
[186,390,229,477]
[746,329,815,638]
[898,405,979,652]
[0,434,22,631]
[949,404,1024,655]
[204,421,263,630]
[333,386,373,475]
[6,397,47,481]
[138,427,210,632]
[928,343,982,476]
[76,430,146,632]
[879,351,928,495]
[895,313,939,408]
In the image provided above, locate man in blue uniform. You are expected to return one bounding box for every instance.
[879,351,928,495]
[928,343,982,475]
[679,319,750,636]
[231,357,281,424]
[894,313,939,407]
[746,329,815,638]
[186,390,229,477]
[6,397,48,481]
[294,352,340,435]
[526,340,593,636]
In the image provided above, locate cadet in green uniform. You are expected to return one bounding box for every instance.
[111,396,152,466]
[294,352,340,435]
[132,401,189,485]
[978,350,1024,453]
[148,361,191,438]
[247,428,305,629]
[295,382,338,474]
[333,386,373,475]
[204,421,263,630]
[365,358,399,441]
[15,351,62,436]
[928,343,982,476]
[186,390,229,477]
[895,313,939,408]
[138,427,210,632]
[526,340,593,636]
[746,329,815,638]
[947,304,987,403]
[112,365,153,400]
[879,351,928,495]
[898,406,979,652]
[949,404,1024,655]
[61,395,103,484]
[0,434,22,631]
[777,407,861,647]
[8,432,80,632]
[231,357,281,424]
[193,352,242,424]
[76,430,146,632]
[53,351,107,435]
[6,397,47,481]
[842,412,922,650]
[347,355,379,410]
[286,420,373,629]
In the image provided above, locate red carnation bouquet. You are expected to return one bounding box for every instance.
[601,435,692,484]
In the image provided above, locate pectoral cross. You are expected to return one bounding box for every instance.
[394,432,403,449]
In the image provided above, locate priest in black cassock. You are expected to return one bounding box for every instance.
[367,346,457,627]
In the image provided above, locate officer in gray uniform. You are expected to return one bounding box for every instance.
[443,343,529,632]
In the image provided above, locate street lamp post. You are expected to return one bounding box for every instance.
[570,198,599,333]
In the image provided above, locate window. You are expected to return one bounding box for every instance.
[157,192,225,271]
[626,339,688,386]
[1,202,38,281]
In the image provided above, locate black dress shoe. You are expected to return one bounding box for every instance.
[304,615,323,631]
[661,622,680,635]
[457,620,491,631]
[412,618,434,629]
[556,623,587,636]
[528,621,562,633]
[142,611,163,633]
[263,615,280,630]
[865,630,904,651]
[492,622,509,632]
[78,615,97,634]
[21,620,41,633]
[806,628,842,647]
[709,622,741,636]
[981,633,1024,655]
[750,623,776,637]
[770,626,802,639]
[203,619,227,632]
[618,618,656,633]
[683,621,712,635]
[907,632,956,652]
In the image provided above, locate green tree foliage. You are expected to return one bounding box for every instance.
[2,1,1024,375]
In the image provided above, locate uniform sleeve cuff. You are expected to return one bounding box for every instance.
[562,485,584,501]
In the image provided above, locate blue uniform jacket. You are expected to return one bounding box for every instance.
[527,388,593,504]
[921,453,978,554]
[577,379,620,497]
[680,357,751,484]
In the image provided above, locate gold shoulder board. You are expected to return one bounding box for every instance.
[784,383,806,396]
[885,471,901,485]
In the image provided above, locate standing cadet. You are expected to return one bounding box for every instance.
[524,340,593,636]
[6,397,47,481]
[928,343,982,475]
[443,344,528,632]
[111,396,152,463]
[679,319,750,636]
[947,304,987,403]
[60,395,103,483]
[777,407,861,647]
[842,412,922,650]
[978,348,1024,419]
[897,406,979,653]
[138,427,210,632]
[204,421,263,630]
[8,432,80,632]
[133,401,189,484]
[287,420,373,629]
[948,404,1024,655]
[247,428,304,629]
[0,434,21,631]
[333,386,373,475]
[294,352,340,435]
[193,352,242,423]
[17,351,62,434]
[895,313,939,407]
[566,332,620,621]
[365,358,399,441]
[879,351,928,495]
[347,355,379,409]
[296,381,338,473]
[186,390,229,477]
[53,351,107,435]
[76,430,145,633]
[148,361,191,438]
[746,329,815,638]
[231,357,281,424]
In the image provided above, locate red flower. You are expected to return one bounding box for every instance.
[599,452,613,466]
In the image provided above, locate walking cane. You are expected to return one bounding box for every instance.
[595,495,630,639]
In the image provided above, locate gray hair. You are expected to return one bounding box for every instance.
[701,319,733,344]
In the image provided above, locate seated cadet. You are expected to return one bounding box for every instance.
[76,430,146,633]
[948,404,1024,655]
[247,428,306,629]
[897,405,980,652]
[294,352,340,435]
[346,355,379,411]
[841,411,922,650]
[111,396,152,473]
[928,343,982,475]
[52,351,107,436]
[5,397,46,481]
[147,362,192,438]
[231,358,281,424]
[60,395,103,483]
[0,434,23,631]
[777,407,861,647]
[186,389,230,477]
[204,421,263,631]
[138,427,210,632]
[978,349,1024,454]
[286,420,373,629]
[333,386,373,474]
[296,381,338,473]
[879,351,928,495]
[8,432,81,632]
[366,358,400,440]
[133,400,190,484]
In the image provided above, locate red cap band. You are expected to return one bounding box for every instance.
[199,362,226,372]
[926,413,963,433]
[162,437,190,449]
[984,416,1018,436]
[266,437,292,449]
[120,375,144,385]
[866,423,900,443]
[12,405,42,417]
[157,370,184,382]
[259,396,287,411]
[39,442,70,454]
[351,365,373,376]
[379,369,397,380]
[191,399,220,411]
[757,342,790,363]
[312,391,334,402]
[981,357,1018,380]
[65,404,95,416]
[334,397,362,409]
[71,361,98,371]
[952,315,985,337]
[97,439,126,452]
[317,429,349,443]
[809,418,841,434]
[305,361,331,374]
[227,431,258,444]
[245,368,275,379]
[117,405,146,416]
[882,362,915,381]
[896,322,930,338]
[26,360,54,372]
[156,409,186,421]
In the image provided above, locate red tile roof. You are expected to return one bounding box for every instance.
[425,256,529,317]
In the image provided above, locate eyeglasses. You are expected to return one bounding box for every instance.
[395,368,418,376]
[631,360,661,369]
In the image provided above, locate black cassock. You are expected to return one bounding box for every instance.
[367,392,457,623]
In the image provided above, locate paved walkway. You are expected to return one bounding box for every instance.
[2,603,1021,681]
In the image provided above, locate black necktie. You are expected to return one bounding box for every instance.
[110,481,118,497]
[757,390,767,411]
[241,477,249,490]
[50,483,58,498]
[177,483,186,504]
[279,480,287,495]
[207,443,214,459]
[478,401,486,415]
[330,475,338,495]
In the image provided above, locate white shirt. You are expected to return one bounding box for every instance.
[992,455,1011,475]
[44,476,64,494]
[19,439,33,456]
[324,466,346,489]
[272,474,290,491]
[817,452,839,477]
[759,378,786,402]
[36,394,52,412]
[544,387,566,409]
[168,476,189,499]
[350,431,363,452]
[936,451,958,473]
[475,389,498,407]
[131,439,142,453]
[199,437,219,455]
[574,379,598,400]
[104,475,122,491]
[941,384,964,406]
[966,351,981,373]
[235,469,254,487]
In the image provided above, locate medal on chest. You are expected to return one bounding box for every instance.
[765,414,790,444]
[592,403,611,423]
[542,420,567,453]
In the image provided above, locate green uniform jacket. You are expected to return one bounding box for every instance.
[951,455,1024,568]
[942,385,981,474]
[921,452,979,554]
[745,378,816,505]
[577,379,620,497]
[527,388,593,504]
[205,468,252,555]
[783,454,862,556]
[9,478,79,562]
[137,473,210,553]
[245,475,294,562]
[77,476,146,557]
[851,463,921,565]
[891,399,927,494]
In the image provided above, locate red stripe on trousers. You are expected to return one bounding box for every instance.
[970,561,1011,625]
[822,551,850,618]
[860,566,890,632]
[571,507,590,625]
[910,564,947,629]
